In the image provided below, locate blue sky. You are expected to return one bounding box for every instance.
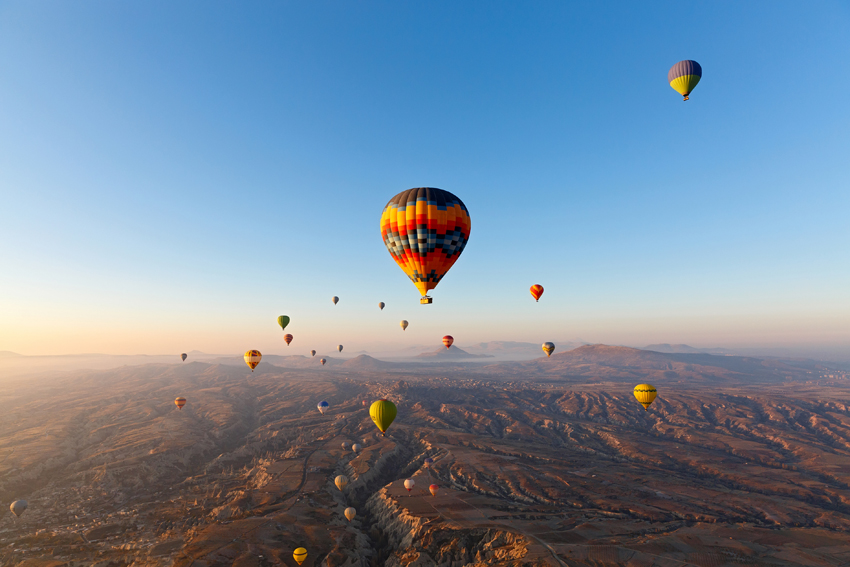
[1,1,848,356]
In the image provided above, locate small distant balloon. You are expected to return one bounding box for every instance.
[379,302,385,310]
[404,478,415,492]
[668,60,702,101]
[442,335,453,349]
[337,345,343,353]
[352,443,362,453]
[400,320,408,331]
[310,350,316,357]
[335,475,349,491]
[318,400,329,415]
[341,441,351,450]
[633,384,658,410]
[293,547,308,565]
[344,507,356,521]
[542,342,555,357]
[424,457,434,467]
[530,284,544,302]
[277,315,290,331]
[332,296,339,305]
[429,484,439,496]
[9,500,27,517]
[244,350,262,371]
[320,358,327,366]
[362,400,367,407]
[181,353,187,362]
[175,397,187,410]
[284,334,293,346]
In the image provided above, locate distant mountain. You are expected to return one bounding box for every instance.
[0,351,21,357]
[341,354,393,369]
[643,343,705,354]
[415,345,493,359]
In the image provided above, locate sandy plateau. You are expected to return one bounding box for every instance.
[1,346,850,566]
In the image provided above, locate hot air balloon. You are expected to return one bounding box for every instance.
[181,353,187,361]
[400,320,409,331]
[542,342,555,357]
[344,507,356,521]
[362,400,367,407]
[341,441,351,450]
[404,478,415,493]
[337,345,343,353]
[293,547,308,565]
[380,187,471,304]
[277,315,290,331]
[9,500,27,517]
[332,296,339,305]
[320,358,327,366]
[310,350,317,357]
[284,334,293,346]
[244,350,262,371]
[442,335,453,349]
[175,397,186,410]
[429,484,439,496]
[335,475,349,491]
[318,400,329,415]
[633,384,658,410]
[668,60,702,101]
[424,457,434,467]
[370,400,397,436]
[352,443,362,453]
[530,284,544,302]
[379,302,385,310]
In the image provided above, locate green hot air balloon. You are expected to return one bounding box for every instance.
[370,399,397,436]
[277,315,290,331]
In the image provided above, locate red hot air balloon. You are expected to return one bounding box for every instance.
[442,335,453,349]
[530,285,544,302]
[284,334,293,346]
[429,484,439,496]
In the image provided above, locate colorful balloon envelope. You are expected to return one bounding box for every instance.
[380,187,471,303]
[362,400,367,406]
[442,335,453,349]
[320,358,327,366]
[633,384,658,410]
[332,296,339,305]
[10,500,27,517]
[244,350,262,371]
[379,302,385,310]
[180,353,187,361]
[293,547,308,565]
[668,60,702,101]
[277,315,290,331]
[429,484,439,496]
[424,457,434,467]
[310,350,317,357]
[335,474,349,490]
[370,399,397,436]
[404,478,415,492]
[318,400,329,414]
[400,320,409,331]
[344,507,356,521]
[175,397,187,410]
[542,342,555,357]
[284,334,293,346]
[530,284,544,302]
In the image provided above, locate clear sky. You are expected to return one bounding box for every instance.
[1,1,848,356]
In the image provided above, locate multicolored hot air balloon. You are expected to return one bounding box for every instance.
[400,320,409,331]
[337,345,343,352]
[335,474,349,491]
[277,315,290,331]
[293,547,308,565]
[10,500,27,517]
[244,350,262,371]
[318,400,329,415]
[379,302,385,310]
[429,484,439,496]
[175,397,186,410]
[284,334,293,346]
[181,353,187,361]
[633,384,658,410]
[542,342,555,357]
[530,284,544,302]
[344,507,356,521]
[362,400,367,407]
[332,296,339,305]
[442,335,453,349]
[320,358,327,366]
[310,350,316,357]
[668,60,702,101]
[370,399,397,436]
[380,187,471,304]
[404,478,415,493]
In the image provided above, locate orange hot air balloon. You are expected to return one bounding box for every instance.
[175,397,187,410]
[429,484,439,496]
[244,350,262,371]
[442,335,453,349]
[284,334,293,346]
[530,284,544,302]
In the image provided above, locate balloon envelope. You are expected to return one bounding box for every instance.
[344,507,356,521]
[181,353,187,361]
[318,400,329,414]
[530,284,544,302]
[320,358,327,365]
[668,60,702,100]
[429,484,439,496]
[337,345,343,352]
[442,335,453,349]
[370,400,397,436]
[404,478,415,491]
[10,500,27,517]
[332,296,339,305]
[379,302,385,310]
[335,474,349,490]
[310,350,316,357]
[424,457,434,467]
[634,384,658,410]
[542,342,555,357]
[284,334,293,346]
[277,315,290,330]
[244,350,262,371]
[400,320,408,331]
[175,397,186,410]
[352,443,362,452]
[293,547,308,565]
[380,187,471,300]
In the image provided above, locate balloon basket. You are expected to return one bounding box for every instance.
[420,296,432,304]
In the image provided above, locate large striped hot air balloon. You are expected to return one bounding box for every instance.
[381,188,471,304]
[442,335,453,349]
[244,350,262,371]
[633,384,658,410]
[284,334,293,346]
[370,399,397,436]
[668,60,702,101]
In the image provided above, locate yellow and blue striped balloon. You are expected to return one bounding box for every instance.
[668,60,701,101]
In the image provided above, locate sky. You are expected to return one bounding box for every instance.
[0,1,848,357]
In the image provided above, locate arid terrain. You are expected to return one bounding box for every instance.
[2,346,850,566]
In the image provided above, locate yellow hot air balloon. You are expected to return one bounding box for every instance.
[668,60,702,101]
[335,474,349,491]
[244,350,262,371]
[370,399,397,436]
[344,507,356,521]
[293,547,308,565]
[633,384,657,410]
[175,397,187,410]
[400,320,408,331]
[542,342,555,357]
